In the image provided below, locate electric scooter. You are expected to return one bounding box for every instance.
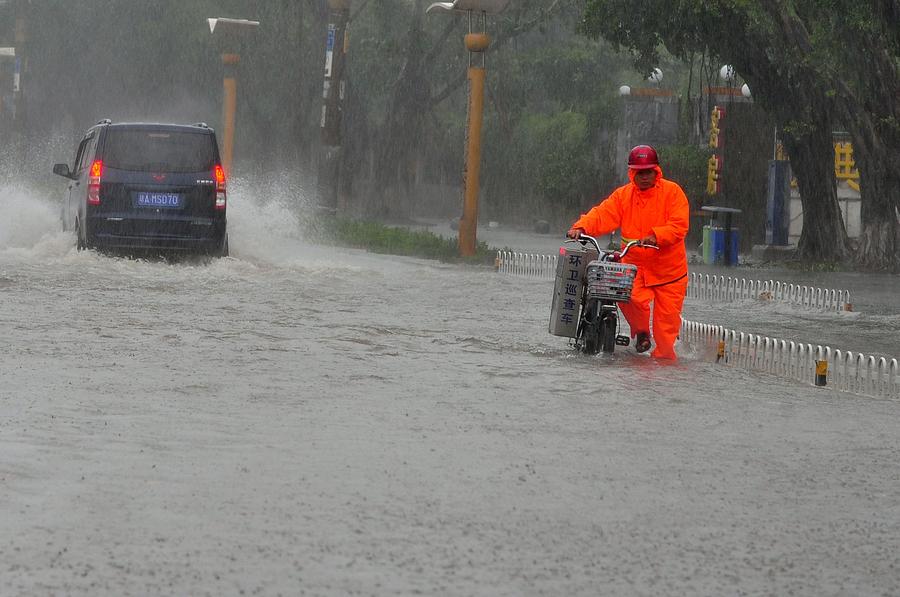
[549,234,657,354]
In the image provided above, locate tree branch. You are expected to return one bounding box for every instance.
[430,69,467,107]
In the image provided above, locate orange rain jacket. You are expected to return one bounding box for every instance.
[572,166,689,286]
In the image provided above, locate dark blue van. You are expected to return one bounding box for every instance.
[53,120,229,256]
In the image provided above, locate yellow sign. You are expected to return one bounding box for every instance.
[834,142,860,191]
[774,139,860,191]
[706,106,725,195]
[706,155,721,195]
[706,106,726,195]
[708,106,725,149]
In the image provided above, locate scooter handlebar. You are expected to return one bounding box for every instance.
[571,234,659,260]
[573,233,603,253]
[618,239,659,260]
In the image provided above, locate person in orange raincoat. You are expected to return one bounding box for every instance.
[567,145,690,359]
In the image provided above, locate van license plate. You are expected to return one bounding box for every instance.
[135,192,183,208]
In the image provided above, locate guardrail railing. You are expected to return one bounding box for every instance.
[681,319,898,399]
[495,251,557,279]
[496,251,852,312]
[687,273,851,312]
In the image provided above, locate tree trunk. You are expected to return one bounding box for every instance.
[782,127,849,262]
[827,37,900,270]
[839,99,900,271]
[855,155,900,270]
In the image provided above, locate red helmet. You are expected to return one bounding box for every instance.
[627,145,659,170]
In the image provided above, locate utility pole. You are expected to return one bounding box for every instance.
[12,0,27,168]
[0,48,13,144]
[316,0,350,214]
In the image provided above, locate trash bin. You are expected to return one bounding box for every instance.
[701,224,714,264]
[699,206,741,266]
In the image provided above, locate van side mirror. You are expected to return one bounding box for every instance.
[52,163,73,178]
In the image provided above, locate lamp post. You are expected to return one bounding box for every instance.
[207,17,260,177]
[427,0,509,257]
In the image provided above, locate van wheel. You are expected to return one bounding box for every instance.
[75,220,85,251]
[214,234,229,258]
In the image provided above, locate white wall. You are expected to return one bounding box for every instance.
[788,182,861,244]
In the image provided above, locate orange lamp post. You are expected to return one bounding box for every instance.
[427,0,509,257]
[207,18,260,177]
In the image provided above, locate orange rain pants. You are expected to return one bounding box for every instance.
[619,272,688,359]
[571,166,690,359]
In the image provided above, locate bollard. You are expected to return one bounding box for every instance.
[815,360,828,386]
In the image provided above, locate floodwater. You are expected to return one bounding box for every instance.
[417,219,900,359]
[2,183,899,596]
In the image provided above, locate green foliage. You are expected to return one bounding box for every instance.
[477,35,629,224]
[522,111,596,199]
[21,0,319,170]
[491,40,626,118]
[12,0,641,227]
[657,144,710,207]
[316,218,496,265]
[580,0,884,263]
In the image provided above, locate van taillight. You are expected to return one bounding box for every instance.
[88,160,102,205]
[214,164,226,210]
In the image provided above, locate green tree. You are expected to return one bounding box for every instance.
[342,0,626,225]
[777,0,900,269]
[582,0,853,263]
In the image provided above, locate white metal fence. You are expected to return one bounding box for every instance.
[495,251,558,279]
[496,251,852,312]
[681,319,899,399]
[497,250,892,398]
[686,273,851,312]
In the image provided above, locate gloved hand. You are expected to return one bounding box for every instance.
[566,227,584,239]
[639,232,658,246]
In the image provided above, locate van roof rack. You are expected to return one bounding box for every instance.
[96,118,112,125]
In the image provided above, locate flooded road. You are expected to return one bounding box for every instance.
[2,185,900,596]
[421,219,900,359]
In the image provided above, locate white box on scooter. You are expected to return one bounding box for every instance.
[549,240,598,338]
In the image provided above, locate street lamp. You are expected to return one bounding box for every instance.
[207,17,259,177]
[427,0,510,257]
[719,64,736,85]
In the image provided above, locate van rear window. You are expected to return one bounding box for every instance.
[102,130,216,173]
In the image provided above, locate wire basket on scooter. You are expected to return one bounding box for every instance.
[586,261,638,302]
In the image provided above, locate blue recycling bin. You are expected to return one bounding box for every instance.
[700,206,741,266]
[707,226,740,266]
